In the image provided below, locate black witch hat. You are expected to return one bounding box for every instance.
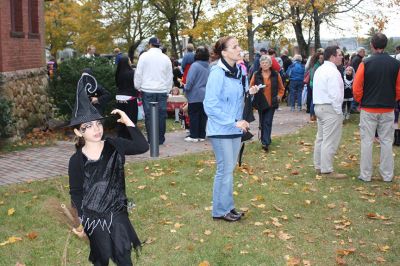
[68,73,104,127]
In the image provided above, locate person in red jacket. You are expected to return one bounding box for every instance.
[353,33,400,182]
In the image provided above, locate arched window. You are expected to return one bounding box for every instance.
[29,0,39,37]
[10,0,24,37]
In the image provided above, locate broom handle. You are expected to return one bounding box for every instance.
[61,204,78,226]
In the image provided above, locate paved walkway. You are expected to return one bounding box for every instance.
[0,107,309,185]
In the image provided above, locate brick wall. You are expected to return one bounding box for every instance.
[0,0,45,72]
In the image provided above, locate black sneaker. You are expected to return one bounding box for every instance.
[230,208,244,217]
[213,212,241,222]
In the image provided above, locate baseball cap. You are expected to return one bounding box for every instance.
[149,37,161,47]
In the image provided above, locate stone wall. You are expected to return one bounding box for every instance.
[0,67,54,137]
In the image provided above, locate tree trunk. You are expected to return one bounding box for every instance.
[313,9,322,50]
[246,2,255,64]
[175,25,183,58]
[293,21,309,57]
[169,21,178,58]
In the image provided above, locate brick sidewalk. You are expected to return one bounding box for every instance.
[0,106,309,185]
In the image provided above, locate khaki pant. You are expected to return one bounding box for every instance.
[359,110,394,181]
[314,104,343,173]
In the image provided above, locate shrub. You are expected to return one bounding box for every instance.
[49,57,117,119]
[0,96,13,138]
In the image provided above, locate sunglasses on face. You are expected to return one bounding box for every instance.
[80,120,103,133]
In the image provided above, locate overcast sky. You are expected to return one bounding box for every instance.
[320,8,400,39]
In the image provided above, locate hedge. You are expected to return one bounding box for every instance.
[49,57,117,120]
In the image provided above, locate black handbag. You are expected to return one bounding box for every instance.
[394,129,400,146]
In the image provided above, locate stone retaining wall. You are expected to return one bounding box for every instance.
[0,67,54,137]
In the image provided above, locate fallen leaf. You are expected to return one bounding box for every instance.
[15,262,26,266]
[378,245,390,252]
[240,250,249,254]
[286,257,301,265]
[239,207,249,212]
[335,256,346,265]
[376,257,386,263]
[327,203,336,209]
[204,230,212,236]
[160,195,168,201]
[305,200,311,205]
[336,247,356,256]
[294,214,302,219]
[271,218,283,227]
[198,261,210,266]
[204,206,212,211]
[272,204,283,212]
[26,232,38,240]
[174,223,184,229]
[143,237,156,244]
[8,208,15,216]
[303,260,311,266]
[0,236,22,246]
[170,229,176,233]
[137,185,146,190]
[291,170,299,175]
[254,222,264,226]
[257,204,266,209]
[278,231,293,241]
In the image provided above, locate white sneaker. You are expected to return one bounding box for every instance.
[198,138,205,142]
[184,136,199,142]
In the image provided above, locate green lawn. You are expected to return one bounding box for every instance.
[0,117,399,266]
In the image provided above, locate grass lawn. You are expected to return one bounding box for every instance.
[0,117,399,266]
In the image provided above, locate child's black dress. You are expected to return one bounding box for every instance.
[68,126,149,265]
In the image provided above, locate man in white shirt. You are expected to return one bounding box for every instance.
[313,46,346,179]
[134,37,173,144]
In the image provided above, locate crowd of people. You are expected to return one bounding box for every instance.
[66,33,399,265]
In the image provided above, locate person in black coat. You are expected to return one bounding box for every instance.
[82,68,112,115]
[115,56,140,139]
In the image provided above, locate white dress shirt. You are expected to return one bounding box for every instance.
[312,61,344,114]
[134,48,173,93]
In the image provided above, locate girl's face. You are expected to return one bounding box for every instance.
[222,38,242,64]
[318,55,324,64]
[345,68,353,76]
[75,120,103,142]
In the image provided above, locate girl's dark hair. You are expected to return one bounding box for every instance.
[194,46,210,61]
[213,36,234,60]
[310,51,324,68]
[115,56,131,87]
[73,125,85,150]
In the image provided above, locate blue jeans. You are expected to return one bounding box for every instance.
[210,137,241,217]
[141,92,168,144]
[289,80,303,110]
[259,108,275,146]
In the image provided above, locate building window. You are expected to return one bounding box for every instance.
[28,0,40,38]
[10,0,24,38]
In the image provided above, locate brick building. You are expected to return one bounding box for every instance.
[0,0,53,138]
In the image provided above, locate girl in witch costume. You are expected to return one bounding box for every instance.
[68,74,149,266]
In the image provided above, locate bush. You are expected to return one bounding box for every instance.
[49,57,117,119]
[0,97,13,138]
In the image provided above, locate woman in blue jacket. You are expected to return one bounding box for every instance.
[204,36,258,222]
[287,54,305,111]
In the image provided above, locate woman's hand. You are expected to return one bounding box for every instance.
[248,85,259,95]
[111,109,135,127]
[235,120,250,132]
[72,226,86,238]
